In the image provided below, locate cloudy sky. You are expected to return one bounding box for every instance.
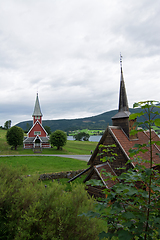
[0,0,160,127]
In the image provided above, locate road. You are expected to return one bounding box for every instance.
[0,154,91,162]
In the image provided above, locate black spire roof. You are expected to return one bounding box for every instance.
[112,57,130,119]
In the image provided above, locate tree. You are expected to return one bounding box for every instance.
[24,122,31,133]
[50,130,67,150]
[74,132,90,141]
[4,120,11,130]
[44,125,51,135]
[86,101,160,240]
[6,126,24,150]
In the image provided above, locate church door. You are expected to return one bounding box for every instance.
[35,138,41,148]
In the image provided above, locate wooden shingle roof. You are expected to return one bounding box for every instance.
[111,127,160,168]
[94,162,118,188]
[88,125,160,168]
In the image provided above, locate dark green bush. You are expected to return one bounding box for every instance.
[50,130,67,150]
[6,126,24,150]
[0,164,102,240]
[73,132,90,141]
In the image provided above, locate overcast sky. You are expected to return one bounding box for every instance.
[0,0,160,127]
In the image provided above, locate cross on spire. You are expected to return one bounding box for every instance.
[120,53,122,69]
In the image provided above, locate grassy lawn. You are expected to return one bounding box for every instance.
[63,140,96,154]
[0,128,93,179]
[0,129,97,155]
[0,156,88,175]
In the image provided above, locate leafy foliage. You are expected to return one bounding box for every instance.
[0,164,102,240]
[4,120,11,130]
[24,122,32,133]
[50,130,67,150]
[74,132,90,141]
[86,101,160,239]
[6,126,24,150]
[44,125,51,135]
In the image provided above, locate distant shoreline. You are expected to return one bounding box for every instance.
[67,135,101,142]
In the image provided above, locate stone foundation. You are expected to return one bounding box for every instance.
[39,169,86,181]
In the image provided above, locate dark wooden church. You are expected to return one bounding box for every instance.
[70,60,160,198]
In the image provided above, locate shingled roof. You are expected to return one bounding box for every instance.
[94,162,118,188]
[88,126,160,169]
[24,136,49,144]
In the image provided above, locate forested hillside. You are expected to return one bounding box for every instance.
[16,107,154,133]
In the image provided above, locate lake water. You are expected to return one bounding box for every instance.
[67,135,102,142]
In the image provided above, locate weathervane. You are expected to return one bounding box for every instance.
[120,53,122,68]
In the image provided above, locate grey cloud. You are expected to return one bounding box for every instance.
[0,0,160,126]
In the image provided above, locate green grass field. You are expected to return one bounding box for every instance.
[0,156,88,175]
[0,129,95,175]
[0,129,97,155]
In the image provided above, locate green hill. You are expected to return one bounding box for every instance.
[16,107,154,133]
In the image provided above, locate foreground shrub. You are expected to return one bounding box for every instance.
[0,164,102,240]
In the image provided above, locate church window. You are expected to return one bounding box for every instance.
[34,131,41,135]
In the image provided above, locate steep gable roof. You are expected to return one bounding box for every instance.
[27,120,48,136]
[32,93,43,117]
[33,135,42,142]
[88,126,160,168]
[111,127,160,168]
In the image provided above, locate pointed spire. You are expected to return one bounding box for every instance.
[32,93,43,117]
[118,65,129,112]
[111,55,130,137]
[112,55,130,119]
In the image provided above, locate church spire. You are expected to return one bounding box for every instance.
[112,55,130,137]
[32,93,43,117]
[118,55,129,112]
[32,93,43,125]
